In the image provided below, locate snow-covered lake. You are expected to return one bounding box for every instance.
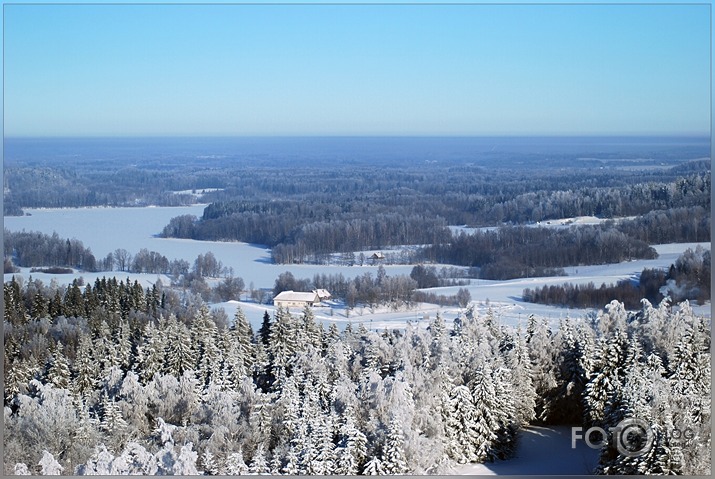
[4,206,711,331]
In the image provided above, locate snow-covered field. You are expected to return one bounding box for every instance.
[4,206,711,332]
[451,426,600,475]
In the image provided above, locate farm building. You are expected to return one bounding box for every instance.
[273,290,320,309]
[314,289,332,301]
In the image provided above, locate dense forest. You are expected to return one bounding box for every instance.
[3,275,710,475]
[159,170,709,266]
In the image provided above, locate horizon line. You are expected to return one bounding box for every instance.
[4,133,712,140]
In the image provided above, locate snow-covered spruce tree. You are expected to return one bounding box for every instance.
[665,302,711,475]
[163,314,196,378]
[503,326,537,426]
[491,366,518,459]
[113,320,133,372]
[268,306,297,383]
[99,390,129,451]
[224,448,249,475]
[583,328,628,428]
[544,317,593,424]
[248,442,270,475]
[134,318,166,384]
[230,306,255,378]
[525,315,558,422]
[444,384,479,464]
[381,417,409,474]
[46,342,71,391]
[191,305,221,390]
[363,455,386,475]
[298,304,323,352]
[335,406,368,474]
[72,334,100,398]
[468,363,503,463]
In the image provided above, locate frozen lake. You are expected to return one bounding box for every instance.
[4,206,711,331]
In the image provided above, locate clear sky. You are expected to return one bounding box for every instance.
[3,2,711,137]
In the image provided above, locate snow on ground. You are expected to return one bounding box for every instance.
[4,206,710,331]
[451,426,600,475]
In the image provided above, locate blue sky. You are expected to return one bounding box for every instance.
[3,2,711,137]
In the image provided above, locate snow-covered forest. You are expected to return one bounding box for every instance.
[3,274,710,475]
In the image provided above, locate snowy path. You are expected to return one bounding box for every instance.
[452,426,600,475]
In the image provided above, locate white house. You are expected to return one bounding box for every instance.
[273,290,320,309]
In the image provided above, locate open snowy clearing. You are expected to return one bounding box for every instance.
[4,206,710,331]
[450,426,600,475]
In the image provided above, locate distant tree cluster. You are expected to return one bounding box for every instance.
[616,206,710,244]
[4,230,99,272]
[4,272,710,475]
[409,265,470,289]
[149,162,709,266]
[523,247,711,309]
[422,224,655,279]
[412,288,472,308]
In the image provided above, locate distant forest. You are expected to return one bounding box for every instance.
[4,139,710,279]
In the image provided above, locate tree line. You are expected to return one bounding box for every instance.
[3,272,710,475]
[422,224,656,279]
[522,247,711,309]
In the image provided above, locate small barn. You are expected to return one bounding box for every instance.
[273,290,320,309]
[371,252,385,260]
[314,289,332,302]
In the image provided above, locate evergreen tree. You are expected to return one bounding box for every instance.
[248,443,270,475]
[382,417,409,474]
[258,310,272,346]
[73,335,99,397]
[268,307,297,381]
[191,305,221,389]
[469,364,501,463]
[134,319,165,383]
[164,315,196,377]
[47,342,71,391]
[444,384,479,463]
[224,449,249,475]
[363,456,386,475]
